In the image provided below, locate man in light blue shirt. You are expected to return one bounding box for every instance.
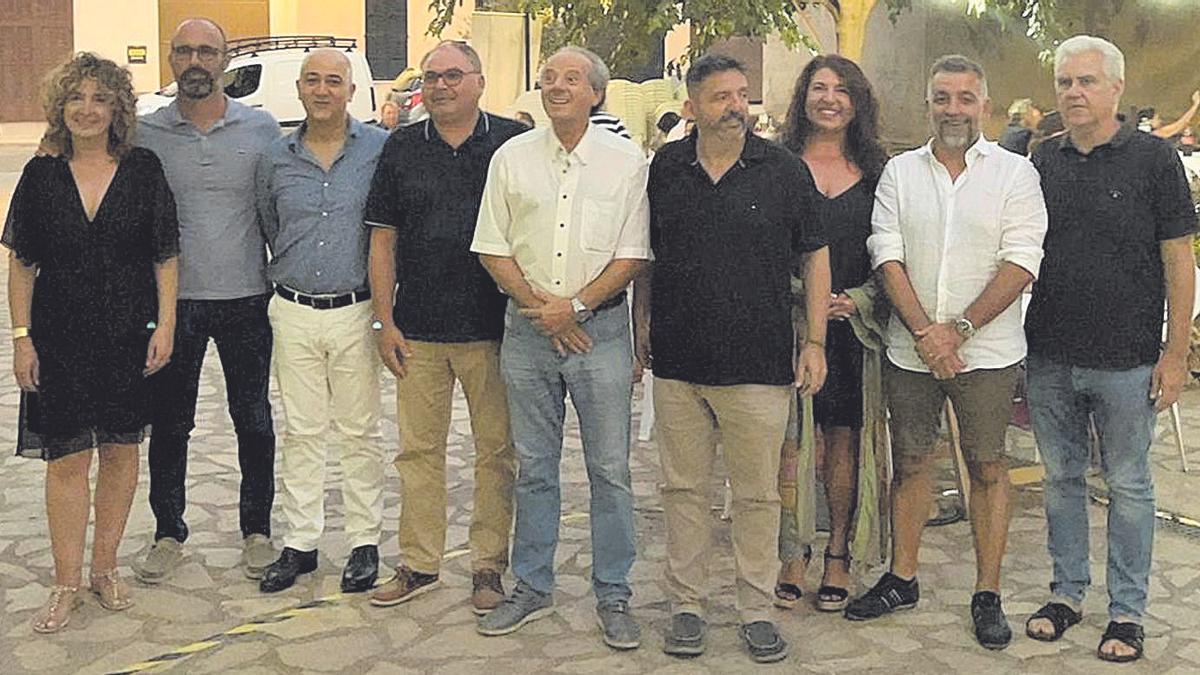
[254,48,389,594]
[133,18,282,585]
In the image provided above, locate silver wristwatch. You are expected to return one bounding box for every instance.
[954,317,977,340]
[571,297,594,323]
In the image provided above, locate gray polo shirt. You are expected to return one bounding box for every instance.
[138,98,281,300]
[255,118,387,294]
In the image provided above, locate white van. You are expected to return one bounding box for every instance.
[137,36,376,126]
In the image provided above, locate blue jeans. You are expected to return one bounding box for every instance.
[501,299,635,604]
[149,294,276,542]
[1026,353,1156,621]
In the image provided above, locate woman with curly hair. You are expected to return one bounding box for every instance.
[4,52,179,633]
[774,54,891,613]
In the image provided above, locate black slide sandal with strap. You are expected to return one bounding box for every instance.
[1025,602,1083,642]
[1098,621,1144,663]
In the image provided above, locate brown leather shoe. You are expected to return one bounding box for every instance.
[472,570,506,616]
[369,566,440,607]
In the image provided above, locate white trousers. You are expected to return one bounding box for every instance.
[269,295,384,552]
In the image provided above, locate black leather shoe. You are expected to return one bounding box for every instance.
[341,545,379,593]
[259,547,318,593]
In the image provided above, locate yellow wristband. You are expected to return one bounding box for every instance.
[804,338,825,349]
[11,326,30,340]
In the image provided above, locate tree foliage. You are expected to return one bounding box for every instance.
[430,0,1096,74]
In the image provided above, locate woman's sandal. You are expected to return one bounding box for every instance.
[90,569,134,611]
[816,548,852,613]
[32,585,82,634]
[773,546,811,610]
[1097,621,1144,663]
[1025,602,1082,642]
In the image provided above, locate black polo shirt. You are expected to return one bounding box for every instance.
[1026,126,1197,369]
[648,132,827,386]
[365,113,528,342]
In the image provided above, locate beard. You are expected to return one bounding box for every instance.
[937,120,976,149]
[178,66,217,100]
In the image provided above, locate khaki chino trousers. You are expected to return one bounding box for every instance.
[394,339,516,574]
[654,377,793,623]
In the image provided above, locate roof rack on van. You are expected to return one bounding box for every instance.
[226,36,357,59]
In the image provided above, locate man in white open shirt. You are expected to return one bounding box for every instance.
[846,56,1047,652]
[470,46,651,649]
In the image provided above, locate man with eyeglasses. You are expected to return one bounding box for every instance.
[471,46,650,650]
[132,17,282,584]
[363,41,526,614]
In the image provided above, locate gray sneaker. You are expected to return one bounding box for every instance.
[242,534,276,580]
[476,581,553,636]
[663,612,707,657]
[597,599,641,650]
[134,537,182,584]
[740,620,788,663]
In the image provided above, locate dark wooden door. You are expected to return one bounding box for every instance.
[0,0,74,122]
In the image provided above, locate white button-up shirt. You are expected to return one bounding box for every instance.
[471,124,651,298]
[867,137,1047,373]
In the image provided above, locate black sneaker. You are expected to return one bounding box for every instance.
[844,572,919,621]
[971,591,1012,650]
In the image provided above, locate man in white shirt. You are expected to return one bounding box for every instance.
[470,46,651,650]
[848,55,1047,652]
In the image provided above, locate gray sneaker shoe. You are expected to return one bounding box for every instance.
[133,538,182,584]
[476,581,553,636]
[740,620,788,663]
[242,534,276,580]
[596,599,641,650]
[663,612,707,657]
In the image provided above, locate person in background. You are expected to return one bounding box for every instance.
[1138,91,1200,139]
[375,100,400,130]
[6,52,179,632]
[999,98,1043,155]
[515,110,536,128]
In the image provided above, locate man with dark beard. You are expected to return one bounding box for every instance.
[132,18,282,584]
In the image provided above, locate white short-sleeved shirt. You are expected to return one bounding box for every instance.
[471,124,651,299]
[867,137,1048,373]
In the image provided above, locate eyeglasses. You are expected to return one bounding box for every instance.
[172,45,224,62]
[422,68,479,87]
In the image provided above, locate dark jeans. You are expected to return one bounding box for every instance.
[149,294,275,542]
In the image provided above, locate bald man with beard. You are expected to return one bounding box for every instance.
[133,18,282,585]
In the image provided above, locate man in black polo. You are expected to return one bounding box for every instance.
[363,41,526,614]
[1024,35,1196,663]
[633,54,830,664]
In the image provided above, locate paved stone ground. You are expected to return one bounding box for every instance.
[3,145,1200,673]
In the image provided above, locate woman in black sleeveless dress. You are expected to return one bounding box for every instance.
[775,55,888,612]
[5,53,179,633]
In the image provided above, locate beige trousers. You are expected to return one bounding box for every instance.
[395,339,515,574]
[269,296,384,552]
[655,377,793,623]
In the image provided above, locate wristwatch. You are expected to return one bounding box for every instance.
[370,318,385,331]
[954,317,977,340]
[571,297,594,323]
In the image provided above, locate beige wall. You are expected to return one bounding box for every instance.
[74,0,161,94]
[270,0,365,54]
[408,0,475,67]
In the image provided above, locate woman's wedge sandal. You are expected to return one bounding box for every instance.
[773,546,811,610]
[1025,602,1082,642]
[816,548,852,613]
[1097,621,1144,663]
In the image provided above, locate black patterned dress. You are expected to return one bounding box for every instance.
[3,148,180,459]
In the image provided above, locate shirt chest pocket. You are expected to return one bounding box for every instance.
[581,197,620,253]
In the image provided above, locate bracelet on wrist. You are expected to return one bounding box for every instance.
[804,338,825,349]
[11,326,30,340]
